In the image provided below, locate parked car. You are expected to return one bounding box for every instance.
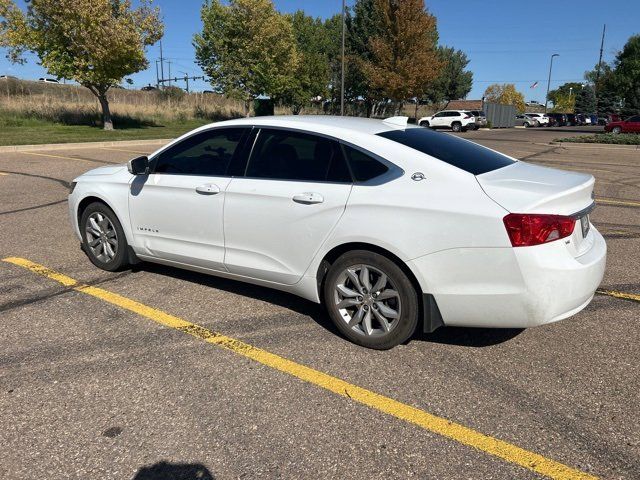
[589,114,598,125]
[604,115,640,134]
[38,77,59,83]
[598,114,621,126]
[565,114,579,126]
[575,114,591,126]
[548,113,568,127]
[515,114,539,128]
[525,113,549,126]
[469,110,488,129]
[0,74,18,80]
[68,115,606,349]
[418,110,475,132]
[141,85,157,91]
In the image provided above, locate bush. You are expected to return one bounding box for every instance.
[555,133,640,145]
[155,86,186,102]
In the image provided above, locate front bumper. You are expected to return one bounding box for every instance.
[407,227,607,329]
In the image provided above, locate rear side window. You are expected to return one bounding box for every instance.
[377,128,515,175]
[342,145,389,182]
[153,128,247,176]
[246,129,351,182]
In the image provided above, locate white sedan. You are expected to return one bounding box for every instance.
[68,115,606,349]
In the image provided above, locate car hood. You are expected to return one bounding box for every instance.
[80,164,127,177]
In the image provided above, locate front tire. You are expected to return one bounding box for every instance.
[420,120,430,128]
[612,126,622,134]
[323,250,419,350]
[80,202,129,272]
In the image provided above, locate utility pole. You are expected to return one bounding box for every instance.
[595,24,606,116]
[155,60,160,88]
[544,53,559,114]
[159,41,165,89]
[180,72,190,93]
[340,0,346,116]
[167,61,172,87]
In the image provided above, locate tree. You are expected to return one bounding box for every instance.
[0,0,162,130]
[611,34,640,116]
[484,83,525,112]
[360,0,442,112]
[285,11,331,114]
[194,0,298,117]
[551,93,575,114]
[547,82,583,108]
[575,85,596,113]
[424,46,472,105]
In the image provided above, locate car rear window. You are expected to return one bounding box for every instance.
[377,128,515,175]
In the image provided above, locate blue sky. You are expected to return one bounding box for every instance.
[1,0,638,101]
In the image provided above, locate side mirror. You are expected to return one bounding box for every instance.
[127,156,149,175]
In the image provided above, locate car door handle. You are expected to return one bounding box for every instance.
[292,192,324,205]
[195,184,220,195]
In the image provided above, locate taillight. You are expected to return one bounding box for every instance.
[464,115,471,119]
[503,213,576,247]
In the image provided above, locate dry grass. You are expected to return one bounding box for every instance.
[0,78,246,127]
[0,77,439,128]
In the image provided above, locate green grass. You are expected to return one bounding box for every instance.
[0,117,211,146]
[555,133,640,145]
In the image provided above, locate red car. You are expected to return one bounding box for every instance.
[604,115,640,134]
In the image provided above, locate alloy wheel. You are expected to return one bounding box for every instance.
[85,212,118,263]
[333,264,401,337]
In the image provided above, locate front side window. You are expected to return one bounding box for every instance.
[153,128,247,176]
[246,129,351,183]
[378,127,515,175]
[627,116,640,122]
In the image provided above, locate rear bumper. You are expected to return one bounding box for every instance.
[408,227,607,328]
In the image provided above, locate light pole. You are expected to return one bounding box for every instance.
[340,0,346,116]
[544,53,559,113]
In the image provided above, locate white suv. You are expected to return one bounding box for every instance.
[69,115,606,349]
[525,113,549,126]
[418,110,475,132]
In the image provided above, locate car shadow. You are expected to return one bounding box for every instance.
[132,461,214,480]
[412,326,524,347]
[134,263,524,349]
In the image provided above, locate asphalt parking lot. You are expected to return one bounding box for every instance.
[1,126,639,479]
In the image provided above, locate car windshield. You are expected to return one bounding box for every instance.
[378,128,515,175]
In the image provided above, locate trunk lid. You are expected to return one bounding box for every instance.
[477,161,596,256]
[477,161,594,215]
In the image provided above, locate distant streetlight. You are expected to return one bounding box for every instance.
[544,53,559,113]
[340,0,346,116]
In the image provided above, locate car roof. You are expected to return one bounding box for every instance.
[196,115,420,137]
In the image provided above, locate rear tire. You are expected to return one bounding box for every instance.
[323,250,419,350]
[523,122,530,128]
[80,202,129,272]
[451,122,462,132]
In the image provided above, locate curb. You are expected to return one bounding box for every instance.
[0,138,172,153]
[549,141,640,151]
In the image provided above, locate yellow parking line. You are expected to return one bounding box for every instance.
[597,289,640,303]
[2,256,597,480]
[17,151,95,164]
[99,147,152,155]
[0,172,8,176]
[596,198,640,208]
